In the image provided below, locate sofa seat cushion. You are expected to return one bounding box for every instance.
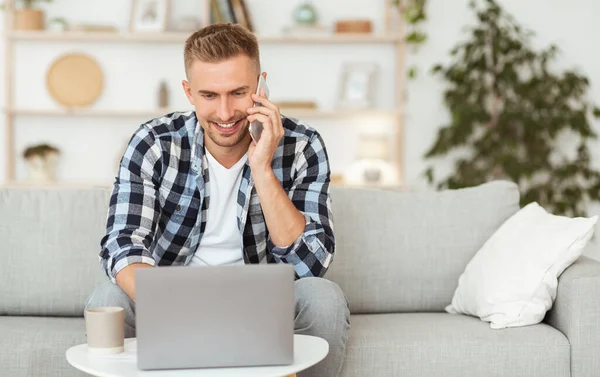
[0,316,88,377]
[341,313,570,377]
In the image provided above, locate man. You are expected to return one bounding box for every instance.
[85,23,350,377]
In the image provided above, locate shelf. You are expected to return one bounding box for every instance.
[282,108,402,118]
[2,180,406,190]
[9,108,176,117]
[9,108,402,119]
[2,180,112,189]
[261,33,403,43]
[8,30,403,44]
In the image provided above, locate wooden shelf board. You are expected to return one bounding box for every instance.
[9,108,179,117]
[2,180,406,190]
[261,33,403,43]
[281,108,402,118]
[8,31,403,44]
[2,180,112,189]
[9,108,401,119]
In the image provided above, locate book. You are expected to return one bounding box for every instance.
[230,0,253,31]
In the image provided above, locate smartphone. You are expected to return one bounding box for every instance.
[249,75,270,143]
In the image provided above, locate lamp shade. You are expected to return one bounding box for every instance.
[358,134,391,160]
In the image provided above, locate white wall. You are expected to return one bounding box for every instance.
[2,0,600,258]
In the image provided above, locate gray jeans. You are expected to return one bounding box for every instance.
[85,276,350,377]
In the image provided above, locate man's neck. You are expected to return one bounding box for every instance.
[204,136,251,169]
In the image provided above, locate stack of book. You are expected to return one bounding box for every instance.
[210,0,253,31]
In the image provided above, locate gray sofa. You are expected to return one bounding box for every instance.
[1,180,599,376]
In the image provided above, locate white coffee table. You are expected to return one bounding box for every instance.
[66,334,328,377]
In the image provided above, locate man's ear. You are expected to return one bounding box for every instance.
[182,80,194,105]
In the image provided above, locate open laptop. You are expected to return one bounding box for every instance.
[135,264,295,371]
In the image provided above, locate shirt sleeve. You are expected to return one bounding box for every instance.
[99,125,163,283]
[267,131,335,278]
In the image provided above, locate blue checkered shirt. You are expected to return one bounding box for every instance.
[99,111,335,282]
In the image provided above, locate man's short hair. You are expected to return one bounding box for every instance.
[184,23,260,78]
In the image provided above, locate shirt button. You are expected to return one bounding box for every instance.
[176,205,181,211]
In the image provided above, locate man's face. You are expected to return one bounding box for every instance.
[182,54,259,150]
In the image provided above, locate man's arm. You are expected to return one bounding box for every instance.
[99,124,163,300]
[254,133,335,278]
[246,87,335,278]
[115,263,153,301]
[252,168,305,247]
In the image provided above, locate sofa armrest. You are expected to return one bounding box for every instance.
[544,256,600,377]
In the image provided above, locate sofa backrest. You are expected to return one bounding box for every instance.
[0,187,111,316]
[326,180,520,314]
[0,180,520,317]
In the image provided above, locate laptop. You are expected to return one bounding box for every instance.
[135,264,295,371]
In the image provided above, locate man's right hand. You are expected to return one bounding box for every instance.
[115,263,153,301]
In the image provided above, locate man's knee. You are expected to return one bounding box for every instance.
[295,278,350,377]
[85,281,134,313]
[295,277,349,320]
[85,280,137,338]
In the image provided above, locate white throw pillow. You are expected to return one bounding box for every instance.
[446,202,598,329]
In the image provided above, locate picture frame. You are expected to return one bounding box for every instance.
[130,0,171,33]
[337,62,379,109]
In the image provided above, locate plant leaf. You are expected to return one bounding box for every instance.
[408,66,418,79]
[406,30,427,44]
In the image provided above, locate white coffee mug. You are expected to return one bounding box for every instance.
[85,307,125,355]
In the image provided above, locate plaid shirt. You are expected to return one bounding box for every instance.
[99,111,335,282]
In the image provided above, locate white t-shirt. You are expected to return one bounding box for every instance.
[189,148,248,267]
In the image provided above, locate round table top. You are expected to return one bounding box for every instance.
[66,334,328,377]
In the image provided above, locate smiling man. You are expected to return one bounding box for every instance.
[85,24,350,377]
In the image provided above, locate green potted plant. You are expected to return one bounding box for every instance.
[390,0,428,79]
[1,0,53,30]
[423,0,600,217]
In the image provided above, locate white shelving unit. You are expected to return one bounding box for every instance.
[9,107,402,119]
[9,30,404,44]
[2,0,405,186]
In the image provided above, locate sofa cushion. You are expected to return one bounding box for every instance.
[341,313,570,377]
[0,316,88,377]
[447,202,597,329]
[0,188,112,316]
[327,180,521,314]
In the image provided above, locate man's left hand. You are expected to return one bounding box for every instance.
[246,89,284,176]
